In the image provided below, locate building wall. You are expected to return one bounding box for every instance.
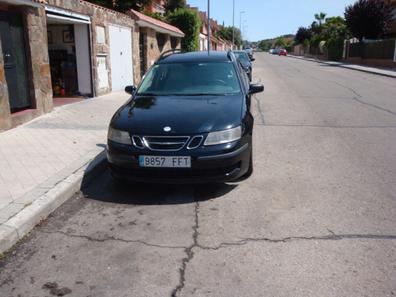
[46,0,140,94]
[141,27,176,71]
[0,4,52,131]
[25,6,53,114]
[0,37,11,130]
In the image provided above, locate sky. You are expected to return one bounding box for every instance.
[187,0,356,41]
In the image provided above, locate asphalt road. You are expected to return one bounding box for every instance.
[1,53,396,297]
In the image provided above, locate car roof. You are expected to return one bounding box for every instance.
[157,51,233,64]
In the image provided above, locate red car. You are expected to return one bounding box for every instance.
[279,49,287,56]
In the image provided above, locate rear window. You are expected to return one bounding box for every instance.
[137,62,241,96]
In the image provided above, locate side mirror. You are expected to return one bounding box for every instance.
[249,83,264,94]
[125,85,137,95]
[250,57,256,62]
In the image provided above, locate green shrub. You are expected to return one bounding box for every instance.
[167,8,201,52]
[327,36,344,60]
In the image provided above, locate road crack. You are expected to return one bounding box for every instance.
[39,230,186,250]
[171,201,200,297]
[198,232,396,251]
[333,81,396,117]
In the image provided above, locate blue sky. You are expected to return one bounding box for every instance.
[187,0,356,41]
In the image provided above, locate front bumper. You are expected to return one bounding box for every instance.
[107,139,251,184]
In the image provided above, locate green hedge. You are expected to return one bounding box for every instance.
[167,8,201,52]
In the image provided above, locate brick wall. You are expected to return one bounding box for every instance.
[344,57,396,68]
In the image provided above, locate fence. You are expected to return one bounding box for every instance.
[348,39,396,60]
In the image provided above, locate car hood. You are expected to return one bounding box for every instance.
[111,94,244,135]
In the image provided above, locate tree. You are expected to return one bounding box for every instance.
[165,0,186,13]
[274,37,286,48]
[86,0,152,12]
[295,27,312,44]
[216,26,242,47]
[322,17,349,60]
[344,0,393,41]
[167,8,201,52]
[258,40,272,51]
[314,12,327,27]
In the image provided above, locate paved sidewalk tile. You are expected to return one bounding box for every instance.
[0,92,128,232]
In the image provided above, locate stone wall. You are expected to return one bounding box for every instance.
[24,6,52,114]
[141,27,176,72]
[344,57,396,68]
[46,0,141,94]
[0,5,51,131]
[0,38,11,130]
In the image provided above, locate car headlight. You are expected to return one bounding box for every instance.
[108,127,132,145]
[204,126,242,146]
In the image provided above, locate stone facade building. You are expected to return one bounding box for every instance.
[0,0,183,131]
[127,9,183,75]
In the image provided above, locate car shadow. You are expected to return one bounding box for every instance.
[82,169,238,206]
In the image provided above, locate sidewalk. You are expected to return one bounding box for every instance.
[0,92,128,253]
[288,54,396,78]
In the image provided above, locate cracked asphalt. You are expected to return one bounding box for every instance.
[1,53,396,297]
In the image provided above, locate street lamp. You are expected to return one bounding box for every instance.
[232,0,235,49]
[239,11,245,50]
[207,0,211,52]
[242,19,247,43]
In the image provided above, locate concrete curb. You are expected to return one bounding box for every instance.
[0,150,107,254]
[288,55,396,79]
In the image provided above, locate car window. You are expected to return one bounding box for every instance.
[234,52,250,63]
[137,62,241,96]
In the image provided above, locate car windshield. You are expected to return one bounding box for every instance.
[234,52,250,63]
[137,62,241,96]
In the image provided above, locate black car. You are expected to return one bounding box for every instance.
[244,47,254,60]
[233,50,254,81]
[107,51,264,184]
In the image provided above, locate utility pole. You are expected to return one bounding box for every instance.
[207,0,211,52]
[232,0,235,49]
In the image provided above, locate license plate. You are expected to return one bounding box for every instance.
[139,156,191,168]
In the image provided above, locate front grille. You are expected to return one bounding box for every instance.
[142,136,190,151]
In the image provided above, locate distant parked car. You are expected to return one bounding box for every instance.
[270,48,280,55]
[233,50,253,81]
[269,49,274,54]
[244,47,254,60]
[279,49,287,56]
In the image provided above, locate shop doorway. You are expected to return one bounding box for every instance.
[46,9,92,103]
[0,11,31,113]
